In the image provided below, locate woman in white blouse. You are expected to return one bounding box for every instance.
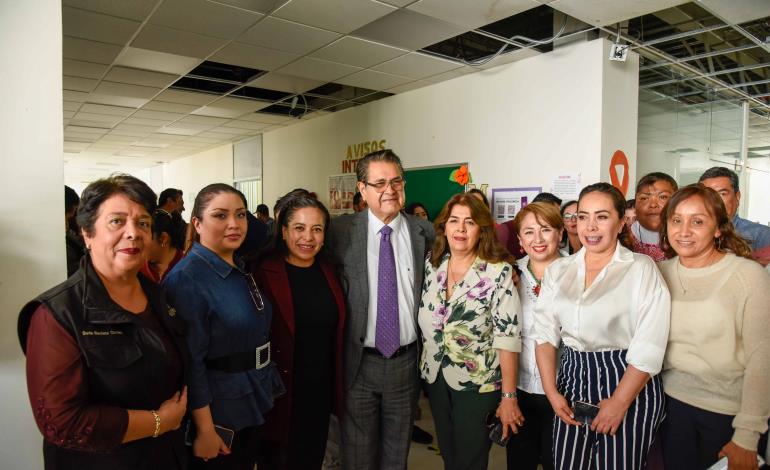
[534,183,671,470]
[506,202,563,470]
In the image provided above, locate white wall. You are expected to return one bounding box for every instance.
[263,39,639,209]
[0,1,63,468]
[162,144,234,221]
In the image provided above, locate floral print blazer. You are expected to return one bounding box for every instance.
[418,254,522,393]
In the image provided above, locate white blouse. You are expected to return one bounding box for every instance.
[533,243,671,375]
[515,256,546,395]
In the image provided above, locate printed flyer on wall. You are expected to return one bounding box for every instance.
[328,173,358,215]
[491,187,542,223]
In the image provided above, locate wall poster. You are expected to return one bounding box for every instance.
[491,187,542,223]
[328,173,358,215]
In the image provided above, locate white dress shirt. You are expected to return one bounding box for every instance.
[533,243,671,375]
[515,256,546,395]
[364,210,417,348]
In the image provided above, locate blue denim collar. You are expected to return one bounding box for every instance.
[189,242,245,279]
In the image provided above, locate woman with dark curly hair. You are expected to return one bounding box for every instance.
[18,174,189,470]
[418,193,523,470]
[658,184,770,470]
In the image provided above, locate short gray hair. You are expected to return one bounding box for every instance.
[355,149,404,183]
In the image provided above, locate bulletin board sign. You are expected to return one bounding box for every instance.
[492,187,541,223]
[328,173,358,215]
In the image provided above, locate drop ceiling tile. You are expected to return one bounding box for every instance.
[116,148,153,157]
[335,70,411,90]
[550,0,689,26]
[424,66,476,83]
[64,101,83,112]
[81,103,137,116]
[385,79,432,94]
[277,57,361,82]
[63,36,122,64]
[91,81,162,100]
[157,125,206,136]
[149,0,263,39]
[245,72,324,93]
[209,126,253,135]
[197,131,239,140]
[239,17,341,55]
[192,97,271,118]
[155,89,218,106]
[66,125,109,135]
[116,47,201,75]
[103,66,180,88]
[64,133,101,142]
[62,6,141,45]
[274,0,396,34]
[102,133,140,142]
[353,9,465,50]
[133,109,186,121]
[64,90,89,102]
[63,59,108,79]
[210,43,300,71]
[311,36,408,68]
[62,0,159,21]
[142,100,201,114]
[206,0,286,13]
[699,0,770,24]
[64,76,99,93]
[373,52,461,79]
[242,112,292,124]
[477,47,540,69]
[179,115,231,126]
[132,24,228,59]
[185,136,223,143]
[87,94,152,108]
[123,117,176,127]
[406,0,536,30]
[222,120,270,130]
[72,112,125,125]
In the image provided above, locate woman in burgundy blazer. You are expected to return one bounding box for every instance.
[253,195,346,470]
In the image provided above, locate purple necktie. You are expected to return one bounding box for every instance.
[376,225,400,358]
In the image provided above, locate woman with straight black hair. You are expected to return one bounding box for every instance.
[164,183,282,470]
[535,182,671,470]
[254,195,346,469]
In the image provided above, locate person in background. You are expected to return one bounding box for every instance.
[699,166,770,255]
[159,188,185,215]
[254,195,346,469]
[352,192,367,213]
[18,174,189,469]
[657,184,770,470]
[164,184,283,470]
[255,204,275,234]
[559,200,580,255]
[65,185,85,277]
[624,199,636,229]
[327,150,434,470]
[467,188,490,209]
[532,192,562,209]
[506,202,563,470]
[535,182,670,470]
[419,193,522,470]
[630,172,678,261]
[405,202,429,221]
[141,209,186,283]
[497,193,561,260]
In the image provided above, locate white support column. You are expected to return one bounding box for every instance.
[739,100,749,218]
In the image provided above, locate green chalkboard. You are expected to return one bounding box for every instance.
[404,164,466,222]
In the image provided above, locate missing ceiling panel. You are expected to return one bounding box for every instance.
[258,103,307,118]
[170,76,238,95]
[421,5,555,63]
[188,60,265,83]
[306,83,380,101]
[230,86,293,102]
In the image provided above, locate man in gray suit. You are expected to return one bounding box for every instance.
[328,149,434,470]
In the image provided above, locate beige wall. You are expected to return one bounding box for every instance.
[0,1,64,468]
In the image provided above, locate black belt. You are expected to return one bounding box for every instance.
[363,342,417,359]
[205,342,271,373]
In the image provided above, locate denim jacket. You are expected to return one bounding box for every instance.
[164,242,283,431]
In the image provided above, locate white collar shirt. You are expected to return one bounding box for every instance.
[533,243,671,375]
[515,256,546,395]
[365,210,417,348]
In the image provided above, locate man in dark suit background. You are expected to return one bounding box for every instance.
[328,149,434,470]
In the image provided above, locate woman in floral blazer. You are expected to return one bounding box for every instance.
[418,193,523,470]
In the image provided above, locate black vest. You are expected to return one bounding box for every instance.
[18,257,190,470]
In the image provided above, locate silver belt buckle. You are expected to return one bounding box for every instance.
[255,342,271,370]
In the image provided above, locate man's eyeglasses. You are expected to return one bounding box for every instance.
[245,274,265,311]
[364,177,405,193]
[562,213,578,222]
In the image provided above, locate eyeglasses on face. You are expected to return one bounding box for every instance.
[562,213,578,222]
[364,177,405,193]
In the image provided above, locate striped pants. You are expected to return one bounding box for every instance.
[552,347,665,470]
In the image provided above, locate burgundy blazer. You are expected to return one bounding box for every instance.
[254,254,346,446]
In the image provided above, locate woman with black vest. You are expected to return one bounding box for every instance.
[18,174,189,470]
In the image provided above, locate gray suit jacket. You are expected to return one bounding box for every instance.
[328,210,435,389]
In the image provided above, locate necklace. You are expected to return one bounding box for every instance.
[526,260,542,297]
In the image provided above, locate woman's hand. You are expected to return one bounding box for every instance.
[546,392,580,426]
[193,427,231,461]
[590,397,629,435]
[157,387,188,434]
[496,398,524,438]
[718,441,759,470]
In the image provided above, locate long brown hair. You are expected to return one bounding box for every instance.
[430,193,512,268]
[660,184,752,259]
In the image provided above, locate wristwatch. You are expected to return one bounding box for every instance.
[501,391,517,399]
